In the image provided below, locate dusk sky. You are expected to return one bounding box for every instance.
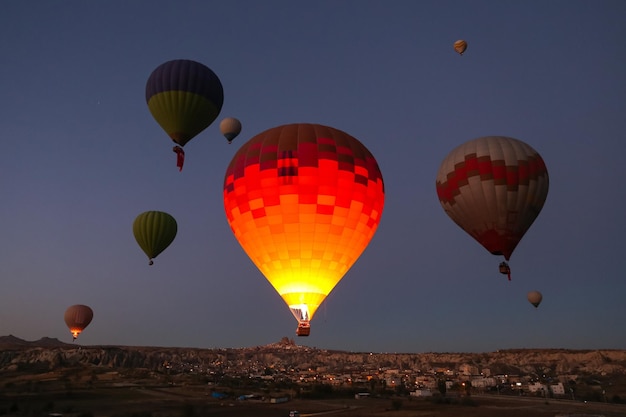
[1,1,625,353]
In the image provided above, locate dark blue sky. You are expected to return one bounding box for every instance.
[1,1,625,353]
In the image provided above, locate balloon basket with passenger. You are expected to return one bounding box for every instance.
[499,261,511,281]
[296,321,311,337]
[291,304,312,337]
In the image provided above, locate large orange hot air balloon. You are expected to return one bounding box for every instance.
[436,136,549,279]
[223,123,385,336]
[64,304,93,341]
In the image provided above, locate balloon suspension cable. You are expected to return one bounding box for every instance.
[173,146,185,171]
[499,261,511,281]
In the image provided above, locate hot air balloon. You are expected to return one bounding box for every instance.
[454,39,468,55]
[436,136,549,280]
[146,59,224,170]
[223,123,385,336]
[219,117,242,144]
[133,211,178,265]
[527,291,543,308]
[64,304,93,341]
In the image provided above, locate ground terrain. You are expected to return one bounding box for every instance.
[2,337,626,417]
[1,386,626,417]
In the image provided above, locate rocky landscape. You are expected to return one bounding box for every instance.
[1,335,625,379]
[2,335,626,417]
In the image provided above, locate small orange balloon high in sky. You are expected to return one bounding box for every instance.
[64,304,93,341]
[454,39,468,55]
[223,123,385,336]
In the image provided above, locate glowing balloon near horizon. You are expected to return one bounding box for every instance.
[436,136,549,279]
[223,123,385,336]
[64,304,93,341]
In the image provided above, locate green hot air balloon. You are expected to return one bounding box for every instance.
[133,211,178,265]
[146,59,224,170]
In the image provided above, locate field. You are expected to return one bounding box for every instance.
[2,364,626,417]
[2,385,626,417]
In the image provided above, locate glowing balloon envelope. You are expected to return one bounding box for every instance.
[133,211,178,265]
[223,123,385,336]
[454,39,468,55]
[219,117,242,144]
[436,136,549,277]
[64,304,93,341]
[145,59,224,169]
[527,290,543,308]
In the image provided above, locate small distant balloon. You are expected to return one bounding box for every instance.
[219,117,242,144]
[64,304,93,341]
[133,211,178,265]
[454,39,468,55]
[527,291,543,308]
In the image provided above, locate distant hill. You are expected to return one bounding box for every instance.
[0,335,72,348]
[0,334,300,350]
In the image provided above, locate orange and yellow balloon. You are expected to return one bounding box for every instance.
[223,123,385,336]
[64,304,93,341]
